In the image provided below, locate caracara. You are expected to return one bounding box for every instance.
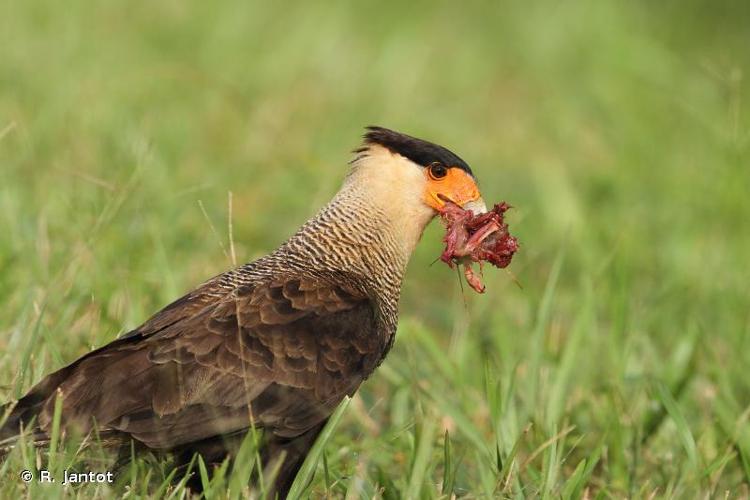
[1,127,494,497]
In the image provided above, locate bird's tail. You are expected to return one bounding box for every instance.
[0,358,85,456]
[0,330,148,453]
[0,400,50,458]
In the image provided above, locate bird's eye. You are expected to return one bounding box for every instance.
[428,163,448,180]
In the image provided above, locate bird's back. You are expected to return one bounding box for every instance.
[3,253,387,441]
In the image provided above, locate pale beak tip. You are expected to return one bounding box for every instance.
[463,198,487,215]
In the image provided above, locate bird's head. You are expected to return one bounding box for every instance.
[347,126,486,223]
[288,127,489,279]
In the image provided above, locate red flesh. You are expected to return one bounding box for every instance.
[438,201,519,293]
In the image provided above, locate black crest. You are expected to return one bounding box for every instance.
[361,126,474,177]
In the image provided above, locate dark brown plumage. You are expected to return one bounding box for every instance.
[0,127,486,497]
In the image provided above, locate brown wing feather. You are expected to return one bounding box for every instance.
[10,273,382,450]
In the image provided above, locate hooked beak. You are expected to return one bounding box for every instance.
[425,168,485,214]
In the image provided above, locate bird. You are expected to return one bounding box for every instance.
[0,126,487,497]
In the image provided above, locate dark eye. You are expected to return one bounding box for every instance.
[428,162,448,180]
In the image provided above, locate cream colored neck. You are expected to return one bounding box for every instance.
[282,146,436,286]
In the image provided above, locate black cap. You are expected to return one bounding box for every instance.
[360,126,474,177]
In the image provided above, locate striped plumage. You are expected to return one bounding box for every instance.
[0,127,486,497]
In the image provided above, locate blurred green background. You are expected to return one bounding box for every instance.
[1,0,749,497]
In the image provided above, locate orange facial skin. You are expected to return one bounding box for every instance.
[423,167,482,211]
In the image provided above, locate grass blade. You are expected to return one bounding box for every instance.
[46,388,64,472]
[287,396,351,499]
[406,414,438,499]
[654,381,698,468]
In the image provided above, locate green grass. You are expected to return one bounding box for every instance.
[2,0,750,497]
